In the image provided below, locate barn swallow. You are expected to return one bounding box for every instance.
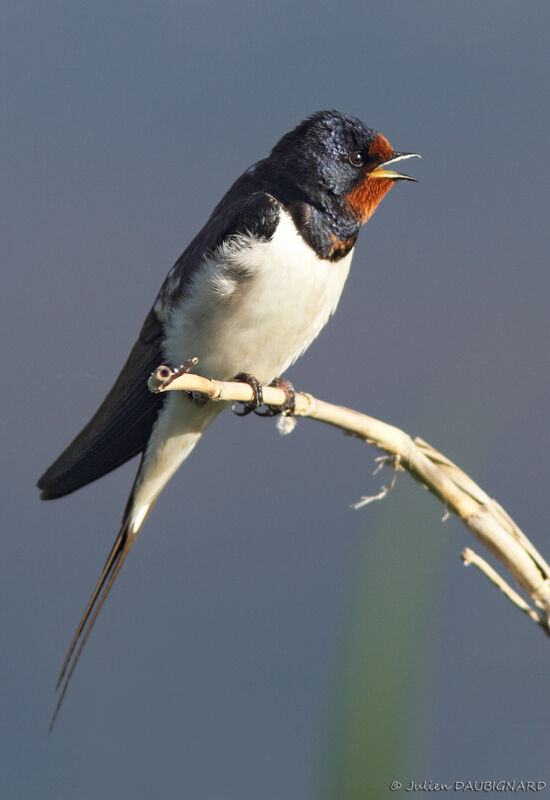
[38,109,419,728]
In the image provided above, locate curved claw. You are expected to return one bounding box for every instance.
[232,373,264,416]
[254,378,295,417]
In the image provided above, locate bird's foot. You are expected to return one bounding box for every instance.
[232,373,264,416]
[254,377,296,417]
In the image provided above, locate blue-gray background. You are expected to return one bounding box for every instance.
[3,1,550,797]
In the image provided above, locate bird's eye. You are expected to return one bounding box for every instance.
[348,151,364,168]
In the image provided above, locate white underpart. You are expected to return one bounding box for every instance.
[131,210,354,530]
[164,210,354,381]
[129,394,220,533]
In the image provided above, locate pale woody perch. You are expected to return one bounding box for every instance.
[150,363,550,635]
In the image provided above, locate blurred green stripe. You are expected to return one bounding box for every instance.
[317,479,449,798]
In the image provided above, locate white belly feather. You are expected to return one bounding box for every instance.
[163,210,354,383]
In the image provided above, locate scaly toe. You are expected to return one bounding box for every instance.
[232,372,264,416]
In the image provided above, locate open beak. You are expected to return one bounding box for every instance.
[370,151,421,182]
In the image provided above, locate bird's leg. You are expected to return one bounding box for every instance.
[254,377,296,417]
[232,372,264,416]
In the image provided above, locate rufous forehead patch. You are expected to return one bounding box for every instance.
[368,133,393,161]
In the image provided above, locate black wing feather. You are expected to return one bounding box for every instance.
[38,307,164,499]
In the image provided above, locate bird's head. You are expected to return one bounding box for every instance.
[269,109,419,225]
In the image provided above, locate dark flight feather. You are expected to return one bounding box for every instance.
[37,307,165,499]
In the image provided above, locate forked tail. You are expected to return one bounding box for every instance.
[48,396,222,731]
[49,514,138,733]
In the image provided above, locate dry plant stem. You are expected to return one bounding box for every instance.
[156,368,550,634]
[462,548,545,629]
